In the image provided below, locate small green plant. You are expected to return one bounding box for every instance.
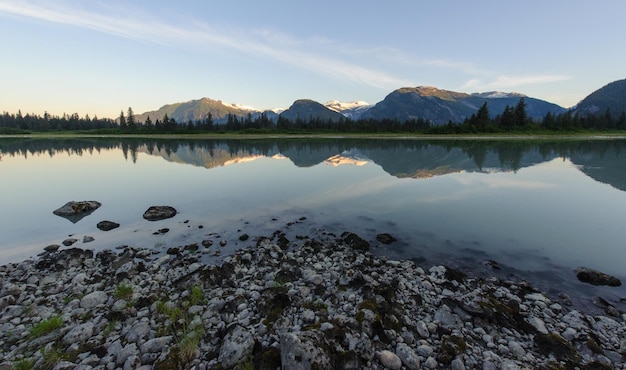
[29,316,63,338]
[63,293,82,305]
[114,283,133,300]
[177,326,204,363]
[103,320,118,336]
[12,358,35,370]
[190,285,204,306]
[39,346,68,370]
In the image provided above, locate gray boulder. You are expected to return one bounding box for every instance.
[218,325,255,368]
[63,322,94,345]
[280,331,333,370]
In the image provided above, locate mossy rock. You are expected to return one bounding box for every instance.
[444,266,467,282]
[580,361,614,370]
[153,347,185,370]
[534,333,582,365]
[437,334,468,364]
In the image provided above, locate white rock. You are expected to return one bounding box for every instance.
[218,325,254,368]
[63,322,94,345]
[377,350,402,370]
[417,320,430,338]
[424,356,438,369]
[527,316,548,334]
[508,341,525,359]
[141,336,172,354]
[80,290,108,309]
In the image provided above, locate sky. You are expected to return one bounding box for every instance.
[1,1,625,119]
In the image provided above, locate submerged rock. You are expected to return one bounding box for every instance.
[575,267,622,286]
[376,233,397,244]
[53,200,102,223]
[143,206,177,221]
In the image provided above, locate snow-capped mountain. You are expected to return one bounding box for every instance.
[324,100,372,119]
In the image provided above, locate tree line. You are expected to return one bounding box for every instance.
[2,99,626,134]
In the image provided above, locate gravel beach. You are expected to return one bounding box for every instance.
[1,229,625,369]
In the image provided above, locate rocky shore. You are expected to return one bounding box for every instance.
[1,229,625,369]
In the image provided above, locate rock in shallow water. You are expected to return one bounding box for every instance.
[53,200,101,223]
[575,267,621,286]
[142,206,177,221]
[97,220,120,231]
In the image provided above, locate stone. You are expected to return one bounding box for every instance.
[451,358,466,370]
[53,201,101,223]
[417,320,430,338]
[341,231,370,251]
[396,343,420,369]
[281,331,333,370]
[377,350,402,369]
[141,336,172,354]
[417,344,434,357]
[63,322,94,344]
[527,316,548,334]
[218,325,255,368]
[80,290,108,308]
[62,238,78,246]
[142,206,177,221]
[376,233,397,244]
[82,236,95,243]
[44,244,60,253]
[97,220,120,231]
[424,356,438,369]
[116,343,138,366]
[508,341,525,359]
[574,267,621,286]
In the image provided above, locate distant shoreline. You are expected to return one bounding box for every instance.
[3,132,626,140]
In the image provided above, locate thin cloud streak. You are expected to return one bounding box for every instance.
[460,74,571,92]
[0,1,410,91]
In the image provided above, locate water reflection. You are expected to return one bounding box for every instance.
[2,138,626,191]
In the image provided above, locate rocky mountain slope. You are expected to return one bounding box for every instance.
[571,78,626,117]
[361,87,565,125]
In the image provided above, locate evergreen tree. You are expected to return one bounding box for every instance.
[514,98,528,127]
[119,110,127,129]
[127,107,136,130]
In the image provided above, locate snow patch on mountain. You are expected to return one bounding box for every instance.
[224,102,259,111]
[324,100,370,112]
[472,91,526,99]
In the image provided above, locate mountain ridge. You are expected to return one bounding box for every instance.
[133,80,626,126]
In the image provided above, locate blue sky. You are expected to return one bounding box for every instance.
[1,1,625,118]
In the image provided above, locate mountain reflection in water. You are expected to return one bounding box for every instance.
[2,138,625,191]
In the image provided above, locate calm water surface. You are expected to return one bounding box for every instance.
[1,137,625,311]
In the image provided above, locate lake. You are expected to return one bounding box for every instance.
[1,137,625,312]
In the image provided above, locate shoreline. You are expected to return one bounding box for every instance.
[1,230,624,369]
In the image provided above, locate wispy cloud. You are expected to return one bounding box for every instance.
[0,1,410,90]
[460,74,571,92]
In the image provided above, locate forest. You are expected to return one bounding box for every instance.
[1,99,625,135]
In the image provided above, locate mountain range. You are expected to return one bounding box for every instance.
[136,79,626,126]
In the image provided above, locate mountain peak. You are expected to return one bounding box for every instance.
[397,86,470,101]
[280,99,345,122]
